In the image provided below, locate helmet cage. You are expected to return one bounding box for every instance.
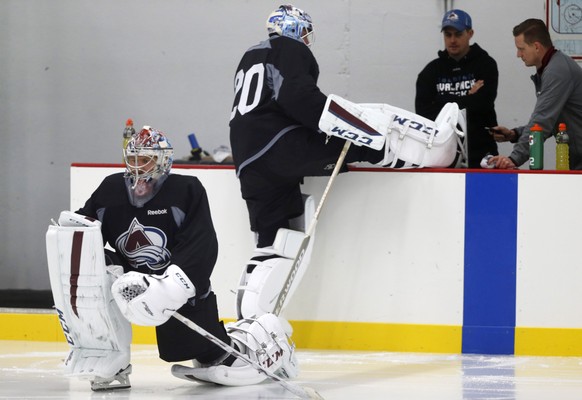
[123,127,173,185]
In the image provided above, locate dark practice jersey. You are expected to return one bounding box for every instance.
[77,172,218,297]
[229,35,328,175]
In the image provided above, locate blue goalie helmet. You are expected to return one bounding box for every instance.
[266,4,314,47]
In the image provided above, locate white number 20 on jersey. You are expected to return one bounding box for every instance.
[230,63,264,121]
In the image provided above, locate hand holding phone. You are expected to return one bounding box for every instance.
[485,126,514,142]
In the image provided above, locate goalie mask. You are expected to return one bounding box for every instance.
[123,126,174,208]
[266,4,314,47]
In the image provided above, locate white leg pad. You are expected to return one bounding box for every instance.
[319,94,465,168]
[360,101,465,168]
[237,253,295,320]
[237,196,315,319]
[46,217,132,382]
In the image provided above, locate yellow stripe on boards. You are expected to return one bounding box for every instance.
[0,313,460,352]
[132,324,156,344]
[5,312,582,356]
[0,312,159,344]
[515,327,582,356]
[1,313,63,342]
[290,320,461,353]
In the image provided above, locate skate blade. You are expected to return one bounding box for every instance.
[90,364,132,391]
[171,364,216,385]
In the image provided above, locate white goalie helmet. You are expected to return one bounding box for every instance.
[123,126,174,207]
[266,4,314,47]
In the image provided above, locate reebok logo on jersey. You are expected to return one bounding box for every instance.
[147,209,168,216]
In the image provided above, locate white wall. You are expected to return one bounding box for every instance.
[69,165,582,333]
[0,0,553,289]
[70,166,467,324]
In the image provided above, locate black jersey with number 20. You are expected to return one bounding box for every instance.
[229,35,328,175]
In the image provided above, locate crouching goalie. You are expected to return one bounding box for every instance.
[45,126,297,391]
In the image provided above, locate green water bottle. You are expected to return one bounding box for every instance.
[529,123,543,170]
[555,122,570,170]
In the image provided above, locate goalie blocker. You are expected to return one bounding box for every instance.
[319,94,466,168]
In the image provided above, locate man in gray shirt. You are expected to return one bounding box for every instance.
[488,18,582,169]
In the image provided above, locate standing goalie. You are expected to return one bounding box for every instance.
[229,4,465,320]
[46,126,298,390]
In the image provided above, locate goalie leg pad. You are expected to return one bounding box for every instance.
[237,195,315,319]
[46,217,132,383]
[171,314,298,386]
[237,252,294,320]
[361,101,464,168]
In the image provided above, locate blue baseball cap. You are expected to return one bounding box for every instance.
[441,9,472,31]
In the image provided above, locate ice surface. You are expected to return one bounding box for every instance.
[2,341,582,399]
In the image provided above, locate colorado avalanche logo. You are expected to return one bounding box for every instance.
[116,218,172,271]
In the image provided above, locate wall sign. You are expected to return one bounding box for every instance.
[547,0,582,59]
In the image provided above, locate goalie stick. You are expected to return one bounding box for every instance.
[272,140,351,316]
[171,312,324,400]
[170,144,352,399]
[107,267,323,399]
[176,143,350,398]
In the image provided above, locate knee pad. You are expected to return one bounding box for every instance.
[237,195,315,319]
[46,211,131,381]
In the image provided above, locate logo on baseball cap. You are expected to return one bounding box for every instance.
[441,9,472,31]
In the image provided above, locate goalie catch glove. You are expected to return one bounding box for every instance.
[111,265,195,326]
[57,210,101,228]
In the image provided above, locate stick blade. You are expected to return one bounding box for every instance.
[303,386,325,399]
